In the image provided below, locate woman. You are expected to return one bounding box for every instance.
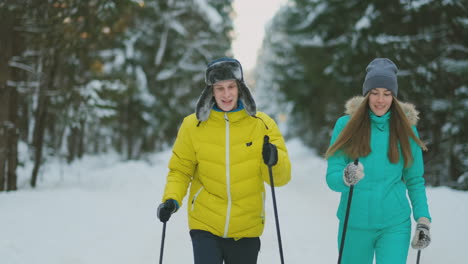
[157,57,291,264]
[325,58,432,263]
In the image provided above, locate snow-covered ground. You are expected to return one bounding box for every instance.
[1,139,466,263]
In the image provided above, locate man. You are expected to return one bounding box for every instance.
[157,57,291,264]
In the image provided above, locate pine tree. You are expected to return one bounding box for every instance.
[257,0,468,188]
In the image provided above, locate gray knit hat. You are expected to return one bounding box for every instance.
[362,58,398,96]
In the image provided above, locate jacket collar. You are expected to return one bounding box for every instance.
[370,111,390,131]
[208,107,251,123]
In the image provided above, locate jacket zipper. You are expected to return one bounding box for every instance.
[223,113,232,238]
[191,186,204,211]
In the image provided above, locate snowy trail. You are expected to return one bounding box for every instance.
[1,139,467,263]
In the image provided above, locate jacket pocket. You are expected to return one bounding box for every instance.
[191,186,204,211]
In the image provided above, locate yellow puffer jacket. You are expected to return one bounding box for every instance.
[162,109,291,238]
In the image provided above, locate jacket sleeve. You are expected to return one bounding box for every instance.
[162,117,197,207]
[260,114,291,187]
[403,126,431,222]
[326,116,352,193]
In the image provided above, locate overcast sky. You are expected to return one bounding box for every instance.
[232,0,286,72]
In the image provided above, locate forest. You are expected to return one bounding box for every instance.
[255,0,468,189]
[1,0,467,191]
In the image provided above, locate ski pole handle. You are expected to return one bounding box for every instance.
[263,136,270,167]
[263,135,278,167]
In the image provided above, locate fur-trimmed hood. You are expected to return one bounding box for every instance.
[344,96,420,125]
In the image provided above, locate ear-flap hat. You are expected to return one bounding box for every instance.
[195,57,256,121]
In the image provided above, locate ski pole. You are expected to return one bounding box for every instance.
[159,222,167,264]
[337,158,358,264]
[264,135,285,264]
[416,230,425,264]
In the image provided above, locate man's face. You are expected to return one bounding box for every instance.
[213,80,239,112]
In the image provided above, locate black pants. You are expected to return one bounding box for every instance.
[190,230,261,264]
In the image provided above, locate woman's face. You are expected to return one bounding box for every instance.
[213,80,239,111]
[368,88,393,116]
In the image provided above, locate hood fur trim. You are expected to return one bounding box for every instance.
[195,86,216,121]
[238,81,256,116]
[345,96,420,125]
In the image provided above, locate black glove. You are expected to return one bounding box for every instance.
[263,136,278,166]
[157,199,178,223]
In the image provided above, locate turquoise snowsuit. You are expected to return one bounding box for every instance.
[326,98,431,264]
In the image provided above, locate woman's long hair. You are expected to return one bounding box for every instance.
[325,96,427,168]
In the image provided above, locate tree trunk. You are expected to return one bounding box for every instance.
[30,56,55,187]
[30,89,49,187]
[0,87,9,191]
[0,9,23,191]
[77,119,85,159]
[7,86,19,191]
[67,126,78,163]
